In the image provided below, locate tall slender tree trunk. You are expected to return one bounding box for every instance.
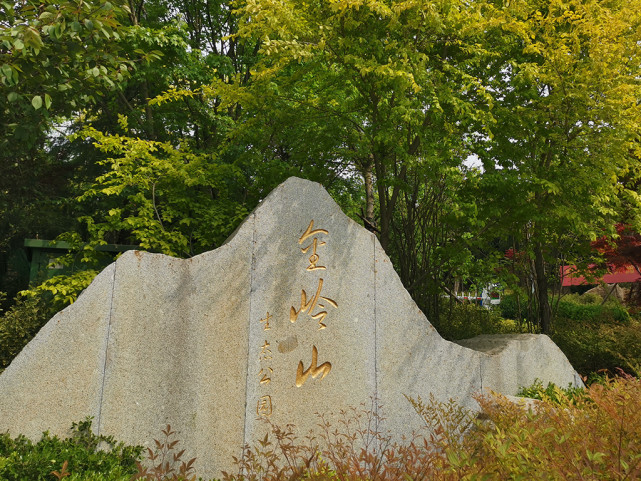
[373,153,391,251]
[534,242,551,334]
[364,162,374,226]
[126,0,155,141]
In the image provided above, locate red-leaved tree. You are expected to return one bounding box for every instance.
[591,224,641,306]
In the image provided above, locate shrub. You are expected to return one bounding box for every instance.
[555,298,630,325]
[0,292,57,374]
[498,293,527,321]
[220,376,641,480]
[437,303,520,341]
[0,418,142,481]
[221,399,458,481]
[131,425,196,481]
[517,378,587,404]
[2,378,641,480]
[468,375,641,479]
[552,311,641,377]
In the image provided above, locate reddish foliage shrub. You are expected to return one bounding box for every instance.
[132,425,196,481]
[465,375,641,480]
[221,376,641,481]
[20,377,641,480]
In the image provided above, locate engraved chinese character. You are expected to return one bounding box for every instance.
[296,345,332,387]
[301,237,326,271]
[290,278,337,329]
[259,367,273,385]
[256,395,272,417]
[260,312,272,330]
[299,220,328,271]
[259,340,272,361]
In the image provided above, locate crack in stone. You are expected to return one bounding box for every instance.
[241,213,256,467]
[96,262,117,436]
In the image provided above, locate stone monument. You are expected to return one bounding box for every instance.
[0,177,582,479]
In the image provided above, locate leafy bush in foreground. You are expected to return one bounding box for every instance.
[2,376,640,480]
[222,375,641,480]
[0,418,142,481]
[470,375,641,480]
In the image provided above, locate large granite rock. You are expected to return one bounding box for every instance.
[0,177,582,478]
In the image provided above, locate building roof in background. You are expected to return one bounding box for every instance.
[561,264,641,286]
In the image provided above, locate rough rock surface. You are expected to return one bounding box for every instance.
[0,177,582,479]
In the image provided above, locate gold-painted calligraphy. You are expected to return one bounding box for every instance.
[259,340,272,361]
[260,312,272,331]
[296,345,332,387]
[259,367,273,385]
[290,278,337,329]
[299,220,328,271]
[256,395,272,417]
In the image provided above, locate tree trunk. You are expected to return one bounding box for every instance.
[364,159,375,226]
[373,153,391,251]
[534,242,551,334]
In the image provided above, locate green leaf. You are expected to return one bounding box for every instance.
[31,95,42,110]
[7,92,18,102]
[39,11,55,21]
[1,64,12,79]
[44,93,52,109]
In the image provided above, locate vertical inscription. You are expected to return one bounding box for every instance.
[292,220,336,387]
[255,218,338,419]
[257,311,274,416]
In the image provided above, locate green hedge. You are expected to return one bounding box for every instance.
[556,299,630,325]
[0,419,141,481]
[499,294,630,326]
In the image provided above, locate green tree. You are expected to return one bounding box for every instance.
[219,0,503,325]
[0,0,139,302]
[473,0,641,332]
[231,0,494,246]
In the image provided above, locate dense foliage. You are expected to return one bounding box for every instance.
[0,292,55,373]
[2,0,641,355]
[0,418,141,481]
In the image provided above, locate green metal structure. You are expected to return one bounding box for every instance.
[24,239,139,284]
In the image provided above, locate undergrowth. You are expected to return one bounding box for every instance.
[517,378,588,404]
[0,418,141,481]
[2,375,639,480]
[222,375,641,480]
